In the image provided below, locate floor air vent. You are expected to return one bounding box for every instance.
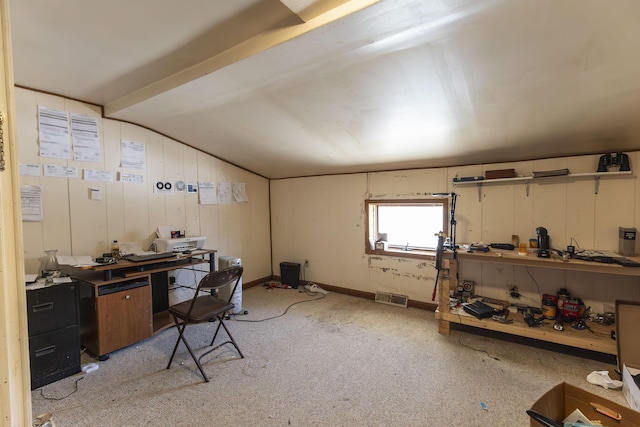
[375,291,409,308]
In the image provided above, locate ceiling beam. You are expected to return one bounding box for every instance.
[105,0,380,117]
[279,0,353,22]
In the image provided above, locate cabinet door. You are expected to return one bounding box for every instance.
[95,284,152,355]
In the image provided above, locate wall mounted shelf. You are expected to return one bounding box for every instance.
[453,171,632,201]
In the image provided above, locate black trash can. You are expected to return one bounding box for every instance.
[280,262,300,288]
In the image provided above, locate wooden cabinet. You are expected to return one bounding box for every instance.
[78,276,152,358]
[436,250,640,355]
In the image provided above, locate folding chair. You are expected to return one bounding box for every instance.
[166,266,244,381]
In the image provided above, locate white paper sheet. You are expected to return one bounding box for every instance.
[156,226,179,239]
[119,241,153,255]
[120,172,144,184]
[121,139,146,170]
[44,164,78,178]
[218,182,232,204]
[20,164,41,176]
[20,185,43,221]
[232,182,248,202]
[71,113,101,162]
[56,255,97,266]
[38,106,70,159]
[198,182,216,205]
[84,169,113,182]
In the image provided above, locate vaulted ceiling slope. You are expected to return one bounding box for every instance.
[10,0,640,179]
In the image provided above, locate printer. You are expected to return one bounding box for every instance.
[153,226,206,253]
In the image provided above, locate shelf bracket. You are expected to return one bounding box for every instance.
[476,183,482,202]
[525,180,530,197]
[594,175,600,194]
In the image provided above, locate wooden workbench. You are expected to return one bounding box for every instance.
[435,249,640,355]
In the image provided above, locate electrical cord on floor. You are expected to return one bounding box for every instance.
[455,310,500,361]
[300,288,322,296]
[233,292,326,323]
[32,412,53,427]
[38,376,84,401]
[242,357,271,377]
[169,284,197,292]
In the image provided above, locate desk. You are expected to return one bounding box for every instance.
[436,249,640,355]
[72,249,216,358]
[89,249,216,281]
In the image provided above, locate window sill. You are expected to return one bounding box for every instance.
[366,247,437,261]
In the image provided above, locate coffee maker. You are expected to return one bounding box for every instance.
[536,227,550,258]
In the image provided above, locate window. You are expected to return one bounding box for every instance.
[365,199,448,254]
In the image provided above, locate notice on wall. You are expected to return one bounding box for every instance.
[232,182,248,202]
[44,164,78,178]
[38,106,70,159]
[121,139,145,170]
[71,113,101,162]
[19,163,41,176]
[198,181,216,205]
[120,172,144,184]
[218,182,232,204]
[84,169,113,182]
[90,187,102,200]
[20,185,43,222]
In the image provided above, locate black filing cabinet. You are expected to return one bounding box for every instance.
[27,280,81,390]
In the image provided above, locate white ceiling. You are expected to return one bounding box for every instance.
[10,0,640,179]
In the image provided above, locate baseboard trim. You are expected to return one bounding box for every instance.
[244,276,273,289]
[259,275,437,311]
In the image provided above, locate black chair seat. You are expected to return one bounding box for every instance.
[168,296,234,322]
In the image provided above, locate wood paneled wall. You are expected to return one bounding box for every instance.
[15,88,272,285]
[271,155,640,309]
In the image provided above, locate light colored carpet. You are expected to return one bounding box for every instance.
[32,286,628,426]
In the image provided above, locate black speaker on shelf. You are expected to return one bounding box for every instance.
[280,262,300,289]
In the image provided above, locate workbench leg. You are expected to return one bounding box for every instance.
[438,319,451,335]
[436,257,456,336]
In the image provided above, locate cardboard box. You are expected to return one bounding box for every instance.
[617,300,640,373]
[530,382,640,426]
[623,364,640,411]
[617,299,640,412]
[485,168,516,179]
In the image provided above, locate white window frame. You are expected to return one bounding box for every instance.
[365,198,448,257]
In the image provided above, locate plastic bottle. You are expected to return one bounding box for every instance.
[111,240,120,258]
